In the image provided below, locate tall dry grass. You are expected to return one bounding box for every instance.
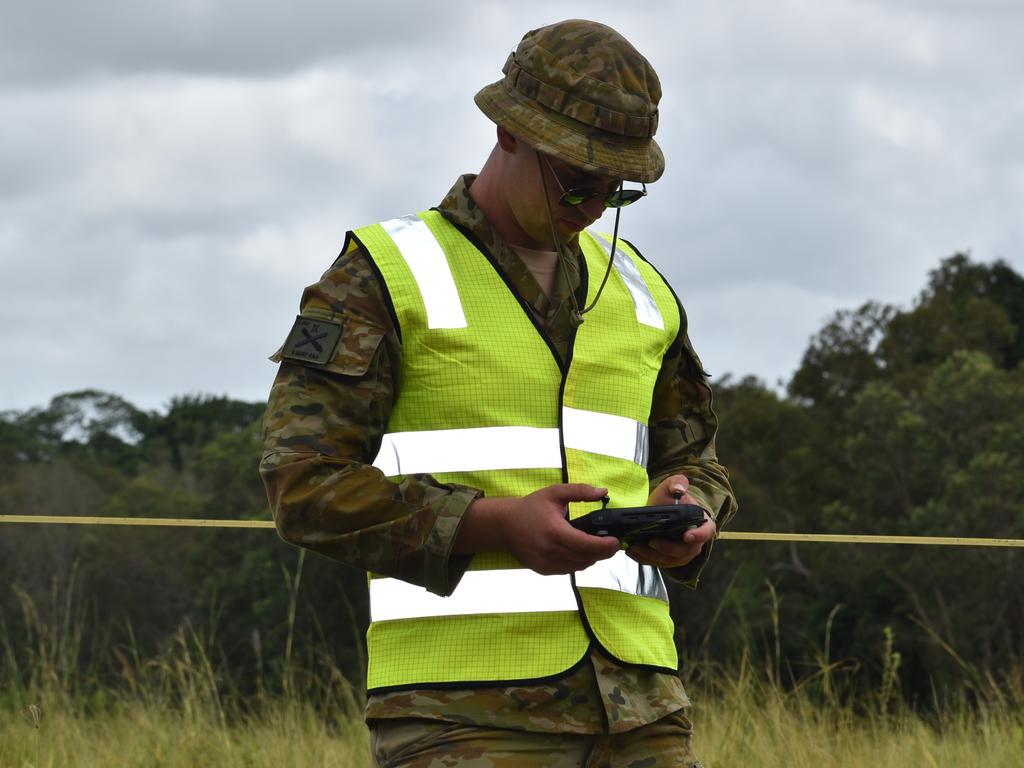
[2,571,1022,767]
[685,586,1024,767]
[690,650,1024,767]
[2,696,370,768]
[5,649,1022,767]
[1,561,371,767]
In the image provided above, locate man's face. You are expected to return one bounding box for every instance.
[505,142,621,249]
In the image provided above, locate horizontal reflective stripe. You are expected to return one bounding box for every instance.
[372,409,648,476]
[575,550,668,603]
[594,234,664,330]
[563,407,649,467]
[371,554,667,623]
[372,426,562,476]
[370,569,577,622]
[381,215,467,329]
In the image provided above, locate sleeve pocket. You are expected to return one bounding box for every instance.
[270,314,385,377]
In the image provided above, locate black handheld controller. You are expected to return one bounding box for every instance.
[569,496,706,545]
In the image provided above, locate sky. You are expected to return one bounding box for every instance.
[2,0,1022,414]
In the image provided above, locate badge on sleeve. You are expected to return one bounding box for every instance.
[281,316,344,365]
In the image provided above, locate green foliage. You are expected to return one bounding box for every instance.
[683,252,1024,703]
[0,392,366,699]
[882,253,1024,373]
[789,301,894,409]
[133,395,265,474]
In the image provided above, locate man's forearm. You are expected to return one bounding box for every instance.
[261,447,481,595]
[452,497,513,554]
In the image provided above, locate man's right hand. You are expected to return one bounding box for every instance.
[454,483,621,575]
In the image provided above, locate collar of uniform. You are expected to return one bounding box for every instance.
[436,175,583,326]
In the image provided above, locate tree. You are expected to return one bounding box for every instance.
[134,395,265,477]
[789,301,894,409]
[881,254,1022,378]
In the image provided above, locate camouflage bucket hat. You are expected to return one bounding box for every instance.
[475,19,664,183]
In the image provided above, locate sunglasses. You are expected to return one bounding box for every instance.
[542,154,647,209]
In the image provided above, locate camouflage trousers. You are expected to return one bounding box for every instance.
[369,709,703,768]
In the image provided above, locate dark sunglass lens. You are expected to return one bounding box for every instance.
[559,190,595,207]
[560,185,645,208]
[606,192,636,208]
[606,188,647,208]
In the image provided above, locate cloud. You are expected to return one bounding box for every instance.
[2,1,1023,412]
[0,0,502,85]
[0,55,496,411]
[683,280,848,389]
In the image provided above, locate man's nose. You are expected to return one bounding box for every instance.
[578,195,607,221]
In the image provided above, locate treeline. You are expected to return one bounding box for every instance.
[0,393,369,698]
[673,253,1024,704]
[2,253,1022,707]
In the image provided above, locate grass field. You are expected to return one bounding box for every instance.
[3,586,1022,767]
[4,661,1023,767]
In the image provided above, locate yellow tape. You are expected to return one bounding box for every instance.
[718,531,1024,548]
[1,515,1023,547]
[0,515,275,529]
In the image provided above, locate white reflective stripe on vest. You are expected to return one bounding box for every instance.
[369,570,577,622]
[575,550,669,603]
[594,234,664,330]
[372,426,562,476]
[563,406,649,468]
[380,215,467,329]
[372,410,649,476]
[370,554,666,622]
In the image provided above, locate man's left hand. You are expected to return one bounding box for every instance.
[626,474,716,568]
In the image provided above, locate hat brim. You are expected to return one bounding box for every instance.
[475,80,665,184]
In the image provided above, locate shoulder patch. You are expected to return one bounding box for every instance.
[281,316,344,365]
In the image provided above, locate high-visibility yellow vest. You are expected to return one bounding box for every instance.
[354,210,682,691]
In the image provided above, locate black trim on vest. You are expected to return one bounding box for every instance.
[556,317,580,487]
[554,234,590,482]
[565,240,679,677]
[556,233,590,481]
[335,231,355,268]
[620,237,685,346]
[557,240,589,487]
[555,239,590,482]
[575,238,591,329]
[620,236,712,380]
[568,579,680,678]
[365,645,592,696]
[351,230,402,344]
[439,212,567,374]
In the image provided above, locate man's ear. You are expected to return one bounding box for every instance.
[496,126,519,153]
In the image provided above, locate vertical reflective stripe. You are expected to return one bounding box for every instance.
[593,234,664,330]
[563,407,649,467]
[381,215,467,329]
[635,426,650,468]
[369,570,578,622]
[575,550,668,603]
[372,426,563,476]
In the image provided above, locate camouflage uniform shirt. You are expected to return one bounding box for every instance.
[260,175,737,734]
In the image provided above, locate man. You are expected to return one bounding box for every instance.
[261,19,736,768]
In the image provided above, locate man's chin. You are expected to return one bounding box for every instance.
[558,218,589,237]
